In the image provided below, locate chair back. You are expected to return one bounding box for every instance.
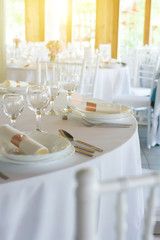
[99,44,111,61]
[79,54,100,97]
[36,59,86,88]
[75,168,160,240]
[150,75,160,147]
[136,53,158,88]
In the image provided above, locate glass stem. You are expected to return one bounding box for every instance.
[35,110,41,132]
[67,93,72,112]
[50,98,55,114]
[10,116,16,127]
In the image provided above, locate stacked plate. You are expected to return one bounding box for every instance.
[72,101,133,123]
[0,132,75,165]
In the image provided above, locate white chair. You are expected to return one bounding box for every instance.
[122,49,139,87]
[113,66,160,148]
[80,54,100,97]
[122,49,159,93]
[99,44,111,61]
[150,77,160,147]
[36,59,86,86]
[75,168,160,240]
[131,53,159,96]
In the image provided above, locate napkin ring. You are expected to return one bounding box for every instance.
[86,102,96,112]
[11,134,27,148]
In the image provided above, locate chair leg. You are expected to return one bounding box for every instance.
[147,107,151,149]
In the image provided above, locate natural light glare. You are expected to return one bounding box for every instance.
[72,0,96,48]
[45,0,67,44]
[6,0,25,44]
[151,0,160,45]
[118,0,145,57]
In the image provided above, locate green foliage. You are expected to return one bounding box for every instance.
[6,0,25,43]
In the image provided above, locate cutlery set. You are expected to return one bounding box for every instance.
[58,129,103,157]
[58,119,132,157]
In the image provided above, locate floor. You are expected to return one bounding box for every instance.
[138,125,160,170]
[138,125,160,239]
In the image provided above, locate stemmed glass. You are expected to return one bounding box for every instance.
[2,93,24,127]
[26,84,51,132]
[60,72,79,119]
[44,80,60,115]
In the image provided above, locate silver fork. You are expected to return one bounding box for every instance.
[82,118,132,128]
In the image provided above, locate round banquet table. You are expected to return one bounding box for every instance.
[0,94,143,240]
[7,63,131,102]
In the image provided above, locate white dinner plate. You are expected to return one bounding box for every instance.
[1,131,75,164]
[72,102,133,123]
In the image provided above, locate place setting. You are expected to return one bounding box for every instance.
[69,93,134,128]
[0,84,74,169]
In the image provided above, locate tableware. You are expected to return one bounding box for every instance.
[58,129,94,154]
[82,118,132,128]
[60,72,79,119]
[2,93,24,126]
[44,80,60,115]
[72,101,132,122]
[1,131,75,164]
[0,124,49,155]
[74,146,93,157]
[26,84,51,132]
[58,129,103,152]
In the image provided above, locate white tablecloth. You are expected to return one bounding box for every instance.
[7,64,131,102]
[0,95,143,240]
[7,64,37,83]
[94,65,131,102]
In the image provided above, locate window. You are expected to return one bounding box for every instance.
[6,0,25,44]
[45,0,68,45]
[118,0,145,57]
[150,0,160,45]
[72,0,96,48]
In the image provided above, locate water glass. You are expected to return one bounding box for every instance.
[44,80,60,115]
[60,72,79,119]
[2,93,24,126]
[26,84,51,132]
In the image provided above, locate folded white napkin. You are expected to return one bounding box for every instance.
[71,97,122,114]
[4,80,28,88]
[0,124,49,155]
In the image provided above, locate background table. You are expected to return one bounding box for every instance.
[7,63,131,102]
[0,95,143,240]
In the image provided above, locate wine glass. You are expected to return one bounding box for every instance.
[2,93,24,127]
[26,84,51,132]
[60,72,79,119]
[44,80,60,115]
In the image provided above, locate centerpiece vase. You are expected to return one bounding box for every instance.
[49,53,57,62]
